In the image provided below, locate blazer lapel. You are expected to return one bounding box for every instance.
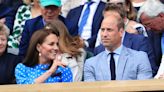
[99,52,111,80]
[116,46,129,80]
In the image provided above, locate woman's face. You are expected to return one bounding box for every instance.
[37,33,59,62]
[0,34,7,55]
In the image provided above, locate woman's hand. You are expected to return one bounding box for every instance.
[49,53,66,73]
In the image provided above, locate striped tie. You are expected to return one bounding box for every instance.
[78,1,93,36]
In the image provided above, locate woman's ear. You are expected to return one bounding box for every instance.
[36,44,41,52]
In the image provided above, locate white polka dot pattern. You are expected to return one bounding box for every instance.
[15,63,73,84]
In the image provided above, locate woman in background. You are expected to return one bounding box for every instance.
[15,26,72,84]
[8,0,41,54]
[0,23,19,84]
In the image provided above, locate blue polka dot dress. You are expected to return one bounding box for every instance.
[15,63,73,84]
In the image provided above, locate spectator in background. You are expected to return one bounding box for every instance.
[66,0,106,52]
[0,23,20,84]
[19,0,65,59]
[84,15,152,81]
[47,20,87,82]
[8,0,41,55]
[137,0,164,79]
[137,0,164,70]
[0,0,23,32]
[61,0,107,17]
[15,27,72,84]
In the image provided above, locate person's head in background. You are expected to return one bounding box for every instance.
[130,0,146,11]
[100,15,124,52]
[0,22,10,56]
[23,26,60,66]
[103,3,126,19]
[137,0,164,32]
[39,0,62,23]
[108,0,137,20]
[46,20,84,57]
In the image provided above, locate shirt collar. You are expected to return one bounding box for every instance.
[105,44,123,56]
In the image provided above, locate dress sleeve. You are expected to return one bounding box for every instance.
[15,63,34,84]
[58,66,73,82]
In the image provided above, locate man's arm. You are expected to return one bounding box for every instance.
[84,59,96,82]
[137,51,153,80]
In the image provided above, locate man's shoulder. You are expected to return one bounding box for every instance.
[25,15,42,24]
[124,46,148,57]
[126,32,146,40]
[85,51,105,64]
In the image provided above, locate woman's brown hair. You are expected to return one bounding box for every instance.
[46,19,84,57]
[23,27,59,67]
[125,0,137,20]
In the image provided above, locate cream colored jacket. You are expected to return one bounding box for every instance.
[61,48,87,82]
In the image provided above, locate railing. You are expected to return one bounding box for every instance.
[0,79,164,92]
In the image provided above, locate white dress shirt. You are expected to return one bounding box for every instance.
[78,0,100,40]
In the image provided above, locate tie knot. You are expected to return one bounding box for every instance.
[87,1,93,6]
[109,52,115,56]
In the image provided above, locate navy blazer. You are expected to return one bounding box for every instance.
[0,4,16,32]
[66,1,106,52]
[19,15,65,58]
[0,53,20,84]
[94,32,158,76]
[147,30,162,67]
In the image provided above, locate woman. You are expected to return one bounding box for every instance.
[0,23,19,84]
[47,20,87,82]
[8,0,41,54]
[15,27,72,84]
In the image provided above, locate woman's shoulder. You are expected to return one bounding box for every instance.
[15,63,27,69]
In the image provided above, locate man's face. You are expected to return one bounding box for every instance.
[0,34,7,55]
[100,15,123,51]
[140,12,164,32]
[41,5,61,23]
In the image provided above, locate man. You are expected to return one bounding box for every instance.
[94,3,158,76]
[137,0,164,67]
[137,0,164,79]
[84,15,152,81]
[65,0,105,52]
[19,0,64,58]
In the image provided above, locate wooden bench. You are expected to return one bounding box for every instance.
[0,79,164,92]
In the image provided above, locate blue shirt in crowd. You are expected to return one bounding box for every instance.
[15,63,72,84]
